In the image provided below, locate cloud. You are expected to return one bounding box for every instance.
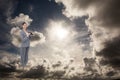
[8,13,33,27]
[55,0,120,74]
[0,0,18,18]
[0,50,18,63]
[19,65,47,78]
[9,13,46,47]
[0,0,120,78]
[10,27,46,47]
[24,19,91,72]
[97,37,120,68]
[0,50,77,78]
[25,19,95,79]
[30,31,46,47]
[0,50,19,77]
[44,20,91,62]
[0,50,119,79]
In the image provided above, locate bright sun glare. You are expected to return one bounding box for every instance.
[55,27,68,40]
[48,21,69,40]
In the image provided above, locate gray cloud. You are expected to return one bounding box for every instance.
[97,37,120,68]
[0,50,119,79]
[0,50,19,77]
[55,0,120,74]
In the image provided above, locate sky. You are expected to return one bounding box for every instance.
[0,0,120,79]
[0,0,91,62]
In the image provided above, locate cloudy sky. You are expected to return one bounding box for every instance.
[0,0,91,63]
[0,0,120,79]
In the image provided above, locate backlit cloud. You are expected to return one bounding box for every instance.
[55,0,120,71]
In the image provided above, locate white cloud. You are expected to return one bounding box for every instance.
[8,13,33,27]
[9,13,46,47]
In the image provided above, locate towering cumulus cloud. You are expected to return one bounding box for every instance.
[55,0,120,70]
[9,13,45,47]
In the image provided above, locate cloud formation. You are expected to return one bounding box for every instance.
[1,50,120,79]
[9,13,46,47]
[55,0,120,71]
[8,13,33,27]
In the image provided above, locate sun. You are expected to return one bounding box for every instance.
[47,21,69,40]
[55,27,68,40]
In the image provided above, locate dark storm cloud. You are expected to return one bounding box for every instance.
[19,65,47,78]
[97,37,120,68]
[55,0,120,71]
